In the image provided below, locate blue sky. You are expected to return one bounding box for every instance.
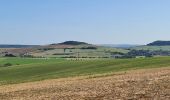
[0,0,170,45]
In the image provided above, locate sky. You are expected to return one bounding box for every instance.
[0,0,170,45]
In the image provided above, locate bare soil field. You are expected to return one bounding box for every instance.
[0,67,170,100]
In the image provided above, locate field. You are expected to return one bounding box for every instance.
[31,46,129,58]
[0,67,169,100]
[0,43,129,58]
[0,57,170,85]
[0,57,170,99]
[132,46,170,51]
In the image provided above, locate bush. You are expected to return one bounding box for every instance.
[4,54,16,57]
[81,46,97,49]
[4,63,12,67]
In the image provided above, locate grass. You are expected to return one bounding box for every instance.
[0,57,170,85]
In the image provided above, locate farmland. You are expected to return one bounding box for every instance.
[2,41,170,59]
[132,45,170,51]
[1,0,170,99]
[31,46,128,58]
[0,65,169,100]
[1,42,170,99]
[0,57,170,85]
[0,42,129,58]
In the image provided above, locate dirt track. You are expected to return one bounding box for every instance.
[0,68,170,100]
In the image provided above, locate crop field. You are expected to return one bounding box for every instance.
[0,57,170,99]
[0,67,169,100]
[0,57,170,85]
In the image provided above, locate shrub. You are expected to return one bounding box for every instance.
[4,63,12,67]
[4,54,16,57]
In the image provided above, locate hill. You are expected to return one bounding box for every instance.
[0,41,129,58]
[56,41,89,45]
[130,40,170,51]
[0,41,88,48]
[147,41,170,46]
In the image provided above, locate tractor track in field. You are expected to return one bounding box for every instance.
[0,67,170,100]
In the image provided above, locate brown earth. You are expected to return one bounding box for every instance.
[0,68,170,100]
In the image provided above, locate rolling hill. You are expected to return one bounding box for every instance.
[147,40,170,46]
[58,41,89,45]
[0,41,129,58]
[131,40,170,51]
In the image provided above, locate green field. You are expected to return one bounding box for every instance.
[0,57,170,85]
[132,46,170,51]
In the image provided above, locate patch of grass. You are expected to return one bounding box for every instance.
[0,57,170,85]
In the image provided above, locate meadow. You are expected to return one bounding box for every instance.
[0,57,170,85]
